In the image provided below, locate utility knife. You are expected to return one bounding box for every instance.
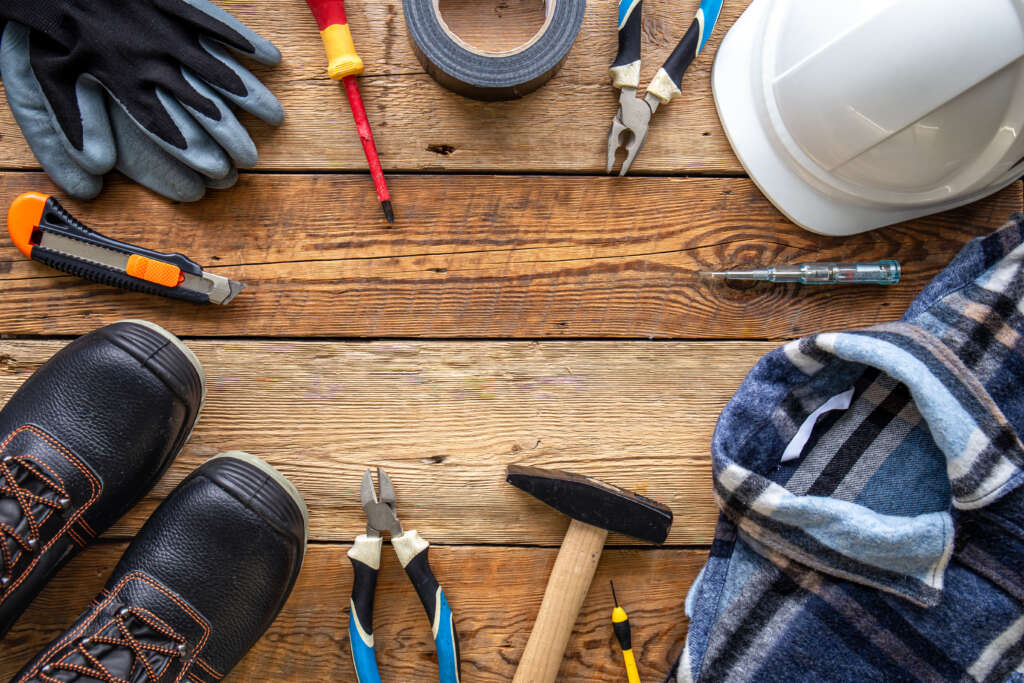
[7,192,243,305]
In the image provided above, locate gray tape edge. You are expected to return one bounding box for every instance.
[402,0,586,99]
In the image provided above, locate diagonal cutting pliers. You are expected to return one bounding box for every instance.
[347,468,461,683]
[606,0,724,175]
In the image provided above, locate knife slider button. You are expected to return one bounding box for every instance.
[126,254,184,288]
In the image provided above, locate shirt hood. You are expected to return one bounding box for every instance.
[712,215,1024,607]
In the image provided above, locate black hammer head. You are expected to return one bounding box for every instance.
[506,464,673,544]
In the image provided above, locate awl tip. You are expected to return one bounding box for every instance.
[382,200,394,225]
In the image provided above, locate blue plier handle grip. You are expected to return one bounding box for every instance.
[348,535,382,683]
[611,0,724,98]
[347,532,461,683]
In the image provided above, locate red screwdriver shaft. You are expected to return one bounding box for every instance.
[342,76,392,223]
[305,0,393,224]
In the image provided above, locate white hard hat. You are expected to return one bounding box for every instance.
[712,0,1024,236]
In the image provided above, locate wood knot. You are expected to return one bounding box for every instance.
[427,144,456,156]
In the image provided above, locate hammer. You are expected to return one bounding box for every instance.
[506,464,673,682]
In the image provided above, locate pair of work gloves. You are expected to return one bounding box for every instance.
[0,0,283,201]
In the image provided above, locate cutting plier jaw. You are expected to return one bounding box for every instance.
[360,468,404,537]
[349,467,463,682]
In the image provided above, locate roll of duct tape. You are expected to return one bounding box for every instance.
[402,0,586,100]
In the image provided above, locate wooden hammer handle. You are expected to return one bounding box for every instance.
[513,520,609,683]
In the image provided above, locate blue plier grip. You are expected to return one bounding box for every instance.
[695,0,725,54]
[432,593,459,683]
[394,530,462,683]
[348,534,383,683]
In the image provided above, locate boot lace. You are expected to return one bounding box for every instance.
[40,605,188,683]
[0,454,69,591]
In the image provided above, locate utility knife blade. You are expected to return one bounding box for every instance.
[7,192,243,305]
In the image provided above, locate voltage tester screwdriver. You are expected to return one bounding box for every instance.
[700,260,901,285]
[305,0,394,224]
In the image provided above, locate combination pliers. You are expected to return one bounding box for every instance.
[607,0,724,175]
[347,468,461,683]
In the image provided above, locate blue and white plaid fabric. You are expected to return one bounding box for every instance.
[674,217,1024,682]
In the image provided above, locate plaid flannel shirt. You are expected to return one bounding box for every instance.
[674,217,1024,683]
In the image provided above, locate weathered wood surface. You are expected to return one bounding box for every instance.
[0,174,1017,339]
[0,0,748,174]
[439,0,551,52]
[0,543,705,682]
[0,339,774,545]
[0,0,1016,679]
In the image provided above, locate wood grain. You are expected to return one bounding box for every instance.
[0,174,1017,339]
[0,0,748,174]
[438,0,549,52]
[0,543,705,682]
[1,0,1006,681]
[0,339,775,545]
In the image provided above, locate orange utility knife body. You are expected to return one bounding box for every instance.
[8,193,243,304]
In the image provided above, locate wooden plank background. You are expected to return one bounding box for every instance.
[0,0,746,175]
[0,0,1020,680]
[0,175,1016,339]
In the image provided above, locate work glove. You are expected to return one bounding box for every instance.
[0,0,284,201]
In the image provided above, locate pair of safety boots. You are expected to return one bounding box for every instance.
[0,320,308,682]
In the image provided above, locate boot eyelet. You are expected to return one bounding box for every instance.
[58,497,71,509]
[177,642,188,655]
[118,606,131,618]
[26,538,37,550]
[41,664,53,675]
[81,637,93,648]
[0,575,11,587]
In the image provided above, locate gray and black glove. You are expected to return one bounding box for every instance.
[0,0,284,201]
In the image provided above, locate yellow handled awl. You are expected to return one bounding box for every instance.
[611,580,641,683]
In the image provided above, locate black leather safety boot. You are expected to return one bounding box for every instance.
[0,320,204,639]
[12,452,308,683]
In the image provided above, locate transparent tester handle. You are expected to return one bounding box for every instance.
[799,261,901,285]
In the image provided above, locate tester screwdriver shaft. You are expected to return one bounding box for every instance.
[700,260,900,285]
[305,0,394,224]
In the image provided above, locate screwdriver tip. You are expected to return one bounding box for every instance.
[382,200,394,225]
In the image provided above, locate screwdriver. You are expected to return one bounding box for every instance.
[700,260,901,285]
[305,0,394,224]
[610,580,641,683]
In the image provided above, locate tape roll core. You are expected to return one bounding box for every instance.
[403,0,586,100]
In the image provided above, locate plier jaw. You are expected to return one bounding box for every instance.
[606,87,660,176]
[360,467,403,538]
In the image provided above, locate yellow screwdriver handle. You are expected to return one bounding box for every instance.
[305,0,364,80]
